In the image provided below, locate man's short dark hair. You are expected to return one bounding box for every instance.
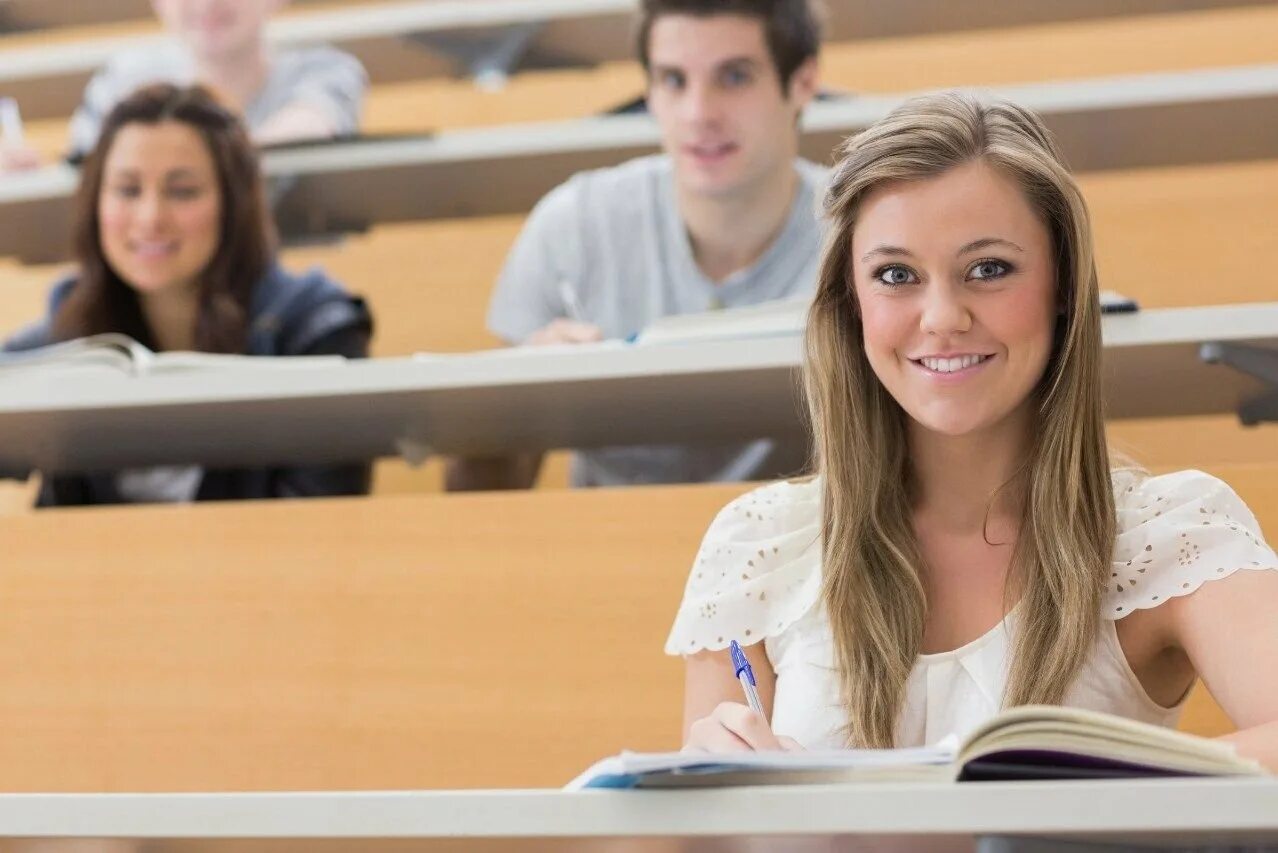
[636,0,823,89]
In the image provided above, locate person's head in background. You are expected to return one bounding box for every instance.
[151,0,284,67]
[804,92,1113,748]
[637,0,821,204]
[57,83,274,354]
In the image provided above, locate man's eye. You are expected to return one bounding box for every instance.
[658,70,685,89]
[875,265,917,286]
[722,67,753,87]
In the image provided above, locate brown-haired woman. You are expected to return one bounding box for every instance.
[665,92,1278,769]
[5,83,374,506]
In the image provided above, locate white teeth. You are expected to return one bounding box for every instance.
[920,354,987,373]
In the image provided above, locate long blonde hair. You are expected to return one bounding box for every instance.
[805,92,1115,747]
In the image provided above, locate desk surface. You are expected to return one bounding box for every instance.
[0,780,1275,851]
[0,303,1273,477]
[3,64,1277,264]
[0,0,1266,120]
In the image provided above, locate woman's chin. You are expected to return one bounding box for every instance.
[905,405,995,439]
[120,273,192,296]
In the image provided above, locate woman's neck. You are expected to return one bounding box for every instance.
[908,404,1035,535]
[138,287,200,352]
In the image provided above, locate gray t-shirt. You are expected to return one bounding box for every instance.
[67,41,367,157]
[488,153,829,487]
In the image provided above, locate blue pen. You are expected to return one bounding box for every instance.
[729,640,766,718]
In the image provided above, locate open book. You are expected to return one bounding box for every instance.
[0,333,346,378]
[567,705,1263,789]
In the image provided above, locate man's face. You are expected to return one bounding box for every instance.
[152,0,282,61]
[646,14,817,200]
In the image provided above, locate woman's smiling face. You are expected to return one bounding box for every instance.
[851,158,1059,438]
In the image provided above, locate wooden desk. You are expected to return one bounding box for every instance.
[0,303,1273,477]
[4,64,1278,263]
[0,781,1275,851]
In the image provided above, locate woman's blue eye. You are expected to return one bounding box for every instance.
[167,186,201,200]
[969,259,1010,280]
[875,265,917,286]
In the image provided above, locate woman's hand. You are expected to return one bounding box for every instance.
[684,701,806,753]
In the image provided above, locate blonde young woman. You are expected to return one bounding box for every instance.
[666,92,1278,768]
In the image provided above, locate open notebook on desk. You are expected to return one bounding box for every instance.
[0,333,346,378]
[567,705,1263,790]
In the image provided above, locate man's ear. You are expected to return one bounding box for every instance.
[787,57,820,109]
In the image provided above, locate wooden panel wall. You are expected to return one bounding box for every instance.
[0,483,742,791]
[0,464,1269,791]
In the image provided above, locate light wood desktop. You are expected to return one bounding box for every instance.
[0,303,1273,478]
[0,781,1275,851]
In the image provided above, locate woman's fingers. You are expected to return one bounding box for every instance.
[714,701,782,750]
[686,714,754,753]
[684,702,788,753]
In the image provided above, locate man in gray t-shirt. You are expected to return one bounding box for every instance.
[455,0,827,489]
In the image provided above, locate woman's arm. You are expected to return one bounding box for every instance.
[682,642,801,752]
[1166,567,1278,770]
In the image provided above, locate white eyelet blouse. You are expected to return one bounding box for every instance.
[665,469,1278,749]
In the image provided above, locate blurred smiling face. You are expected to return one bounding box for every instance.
[645,13,816,199]
[152,0,280,60]
[851,159,1059,438]
[98,121,223,298]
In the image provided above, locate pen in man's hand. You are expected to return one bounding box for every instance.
[558,278,585,323]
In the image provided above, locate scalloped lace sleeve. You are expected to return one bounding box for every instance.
[664,478,823,655]
[1107,468,1278,618]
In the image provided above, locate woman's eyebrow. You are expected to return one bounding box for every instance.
[957,237,1025,255]
[163,168,206,182]
[859,245,915,263]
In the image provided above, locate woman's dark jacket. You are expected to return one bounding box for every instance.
[4,264,375,507]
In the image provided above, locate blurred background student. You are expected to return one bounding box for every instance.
[4,84,373,506]
[0,0,366,171]
[450,0,827,492]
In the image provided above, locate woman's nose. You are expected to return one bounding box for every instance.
[919,284,973,336]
